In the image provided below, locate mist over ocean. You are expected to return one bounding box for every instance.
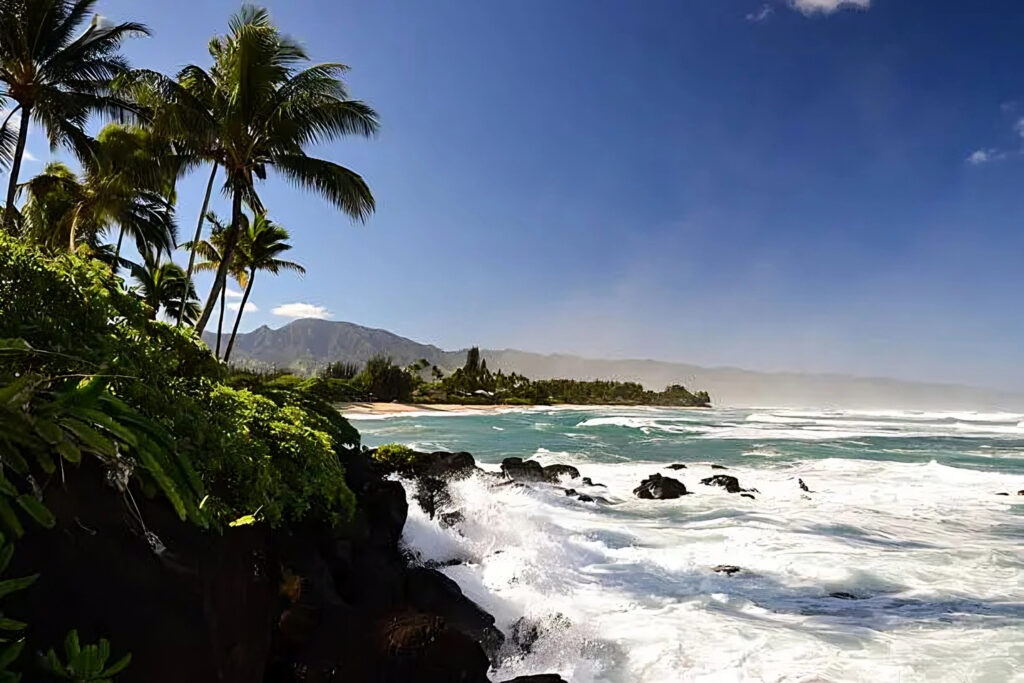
[351,406,1024,682]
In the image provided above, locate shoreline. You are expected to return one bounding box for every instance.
[338,402,710,417]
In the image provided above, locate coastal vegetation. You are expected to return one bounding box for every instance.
[227,347,712,407]
[0,2,374,678]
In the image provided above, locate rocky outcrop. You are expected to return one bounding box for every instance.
[633,473,689,499]
[712,565,742,575]
[500,676,569,682]
[700,474,744,494]
[500,457,580,483]
[10,448,562,682]
[666,463,687,470]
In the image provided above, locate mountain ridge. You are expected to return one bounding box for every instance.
[207,319,1024,410]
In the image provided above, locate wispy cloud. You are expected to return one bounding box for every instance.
[22,150,38,162]
[790,0,870,15]
[966,149,1003,165]
[224,287,244,299]
[227,301,258,313]
[1015,117,1024,139]
[272,302,331,320]
[746,4,774,22]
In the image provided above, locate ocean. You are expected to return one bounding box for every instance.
[348,406,1024,682]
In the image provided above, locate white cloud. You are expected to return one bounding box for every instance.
[272,302,331,320]
[746,4,774,21]
[966,149,1003,165]
[1015,117,1024,139]
[224,287,244,299]
[227,301,258,313]
[791,0,870,15]
[22,150,37,162]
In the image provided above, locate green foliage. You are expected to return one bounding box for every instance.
[39,630,131,682]
[371,443,421,469]
[321,361,360,380]
[357,356,415,402]
[0,236,359,529]
[188,386,356,526]
[297,377,365,404]
[0,533,35,682]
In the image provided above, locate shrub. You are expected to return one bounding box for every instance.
[372,443,420,469]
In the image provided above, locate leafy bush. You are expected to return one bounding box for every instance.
[321,361,360,380]
[39,630,131,682]
[357,356,414,402]
[371,443,420,468]
[0,237,359,529]
[297,377,366,403]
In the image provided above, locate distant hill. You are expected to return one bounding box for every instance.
[209,319,1024,410]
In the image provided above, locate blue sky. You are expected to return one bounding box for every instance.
[15,0,1024,390]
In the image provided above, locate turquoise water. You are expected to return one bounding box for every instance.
[350,406,1024,682]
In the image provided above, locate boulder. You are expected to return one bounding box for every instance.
[581,477,605,487]
[633,473,689,500]
[543,464,581,481]
[439,511,465,528]
[404,567,505,663]
[666,463,687,470]
[798,478,810,492]
[712,565,742,575]
[501,457,547,482]
[711,464,728,470]
[377,612,491,683]
[577,494,595,503]
[829,592,860,600]
[740,493,755,500]
[700,474,744,494]
[500,676,569,683]
[421,451,478,479]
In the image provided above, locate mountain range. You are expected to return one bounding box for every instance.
[207,319,1024,410]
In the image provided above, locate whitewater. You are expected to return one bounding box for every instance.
[348,406,1024,682]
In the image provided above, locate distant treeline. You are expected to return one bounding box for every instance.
[229,347,711,407]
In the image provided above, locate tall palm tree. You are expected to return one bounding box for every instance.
[165,5,377,336]
[16,124,176,255]
[0,0,150,231]
[223,213,303,362]
[181,213,245,358]
[130,252,199,324]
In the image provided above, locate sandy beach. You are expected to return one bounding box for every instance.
[339,402,533,416]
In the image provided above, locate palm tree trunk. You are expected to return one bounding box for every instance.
[216,284,226,358]
[177,163,218,328]
[4,105,31,233]
[114,226,126,259]
[195,189,241,335]
[224,269,255,363]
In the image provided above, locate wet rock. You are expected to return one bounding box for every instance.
[798,478,810,492]
[500,676,569,683]
[500,457,547,482]
[564,489,577,497]
[1019,490,1024,496]
[711,464,728,470]
[424,558,465,569]
[997,492,1010,496]
[421,451,479,479]
[577,494,595,503]
[740,493,755,500]
[633,473,689,500]
[829,592,860,600]
[510,617,542,654]
[666,463,687,470]
[700,474,744,494]
[404,567,505,664]
[378,612,491,683]
[581,477,605,487]
[543,464,581,481]
[712,565,742,575]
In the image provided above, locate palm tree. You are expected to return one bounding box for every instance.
[130,253,199,324]
[0,0,150,231]
[169,5,377,336]
[181,213,245,358]
[223,213,303,362]
[16,124,176,255]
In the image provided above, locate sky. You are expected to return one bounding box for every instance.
[12,0,1024,390]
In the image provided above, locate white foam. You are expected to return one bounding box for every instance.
[400,458,1024,682]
